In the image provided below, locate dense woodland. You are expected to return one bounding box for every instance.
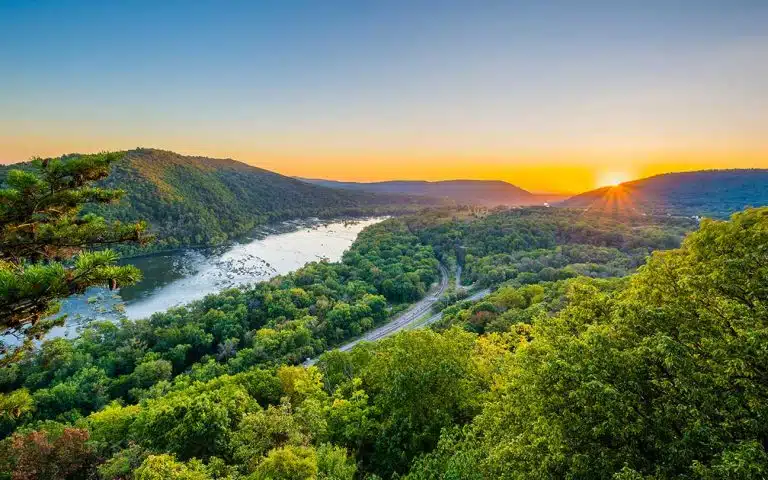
[403,208,768,479]
[2,154,768,478]
[407,207,694,287]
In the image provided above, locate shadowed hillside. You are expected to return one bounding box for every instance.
[560,169,768,218]
[300,178,564,206]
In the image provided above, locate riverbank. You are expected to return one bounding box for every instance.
[115,215,389,260]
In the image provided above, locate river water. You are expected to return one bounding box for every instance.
[50,217,385,339]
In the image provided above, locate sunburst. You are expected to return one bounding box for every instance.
[596,171,631,188]
[583,171,641,215]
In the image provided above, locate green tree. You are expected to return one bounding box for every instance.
[316,443,356,480]
[0,153,148,363]
[134,454,211,480]
[230,403,308,472]
[130,382,259,460]
[252,445,318,480]
[343,328,482,476]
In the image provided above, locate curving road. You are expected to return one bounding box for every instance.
[304,264,449,366]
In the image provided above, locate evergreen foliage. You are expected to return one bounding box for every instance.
[0,153,147,363]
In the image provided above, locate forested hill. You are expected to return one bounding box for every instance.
[0,149,441,251]
[560,169,768,218]
[300,178,562,206]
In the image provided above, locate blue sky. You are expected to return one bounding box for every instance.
[1,1,766,191]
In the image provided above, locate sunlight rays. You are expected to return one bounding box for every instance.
[583,184,642,216]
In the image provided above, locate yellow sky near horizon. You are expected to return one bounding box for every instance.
[2,139,766,194]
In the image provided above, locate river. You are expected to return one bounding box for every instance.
[50,217,386,339]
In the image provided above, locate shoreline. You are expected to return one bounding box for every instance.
[117,214,388,261]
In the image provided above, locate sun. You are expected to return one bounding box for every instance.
[596,171,632,188]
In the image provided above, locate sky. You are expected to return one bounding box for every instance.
[1,1,767,193]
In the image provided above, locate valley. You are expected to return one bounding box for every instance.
[0,149,443,255]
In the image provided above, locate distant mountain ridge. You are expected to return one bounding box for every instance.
[560,169,768,218]
[0,149,442,251]
[299,178,563,206]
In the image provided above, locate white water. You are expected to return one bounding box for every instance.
[125,217,384,319]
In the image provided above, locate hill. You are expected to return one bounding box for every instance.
[560,169,768,218]
[299,178,563,206]
[0,149,440,251]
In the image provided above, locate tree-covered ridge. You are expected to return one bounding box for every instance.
[299,178,557,206]
[560,168,768,218]
[2,207,766,478]
[1,149,443,253]
[88,148,442,250]
[408,207,694,287]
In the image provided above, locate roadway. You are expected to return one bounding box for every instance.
[419,287,490,327]
[304,264,449,365]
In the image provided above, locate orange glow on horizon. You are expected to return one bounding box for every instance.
[596,171,634,188]
[1,139,767,194]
